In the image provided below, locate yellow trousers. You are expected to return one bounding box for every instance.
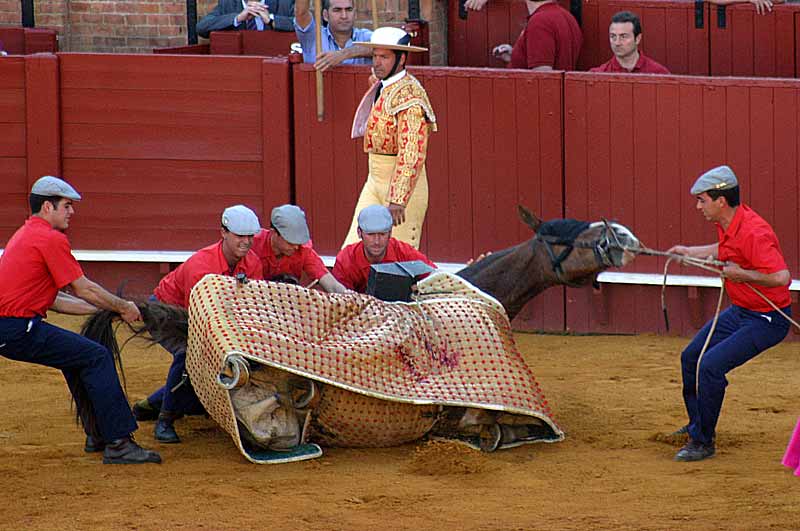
[342,153,428,249]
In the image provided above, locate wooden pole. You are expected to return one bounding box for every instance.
[314,0,324,121]
[371,0,379,29]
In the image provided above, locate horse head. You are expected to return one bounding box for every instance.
[458,207,640,320]
[520,206,639,288]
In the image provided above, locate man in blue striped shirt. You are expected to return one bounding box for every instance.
[294,0,372,71]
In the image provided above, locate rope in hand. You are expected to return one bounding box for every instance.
[624,243,800,399]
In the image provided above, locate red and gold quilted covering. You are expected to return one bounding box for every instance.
[185,272,564,462]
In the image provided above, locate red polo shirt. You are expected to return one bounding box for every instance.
[716,204,791,312]
[154,240,263,308]
[250,229,329,282]
[509,2,582,71]
[332,238,436,293]
[590,52,670,74]
[0,216,84,318]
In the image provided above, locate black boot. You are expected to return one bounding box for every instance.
[154,411,181,444]
[102,437,162,464]
[84,434,106,453]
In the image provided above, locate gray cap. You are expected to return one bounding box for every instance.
[31,175,82,200]
[358,205,393,233]
[270,204,310,245]
[221,205,261,236]
[690,165,739,195]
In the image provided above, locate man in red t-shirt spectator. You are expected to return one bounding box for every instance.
[251,204,348,293]
[590,11,670,74]
[333,205,436,293]
[491,0,582,71]
[0,176,161,464]
[668,166,792,462]
[139,205,265,444]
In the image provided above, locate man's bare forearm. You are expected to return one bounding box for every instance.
[51,291,98,315]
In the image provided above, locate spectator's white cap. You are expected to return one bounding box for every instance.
[31,176,82,200]
[221,205,261,236]
[358,205,393,233]
[690,165,739,195]
[361,27,428,52]
[271,204,310,245]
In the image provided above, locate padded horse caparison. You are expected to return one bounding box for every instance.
[534,219,624,288]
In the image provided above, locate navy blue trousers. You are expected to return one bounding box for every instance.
[145,338,204,416]
[0,316,138,441]
[146,295,204,416]
[681,304,790,445]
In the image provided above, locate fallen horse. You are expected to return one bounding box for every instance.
[82,208,640,463]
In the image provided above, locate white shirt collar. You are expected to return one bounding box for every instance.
[381,69,407,89]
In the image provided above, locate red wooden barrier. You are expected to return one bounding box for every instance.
[58,53,292,250]
[209,30,298,56]
[579,0,709,74]
[564,72,800,335]
[0,28,25,54]
[153,44,211,54]
[24,29,58,54]
[709,2,800,78]
[292,64,565,330]
[0,28,58,55]
[0,57,28,244]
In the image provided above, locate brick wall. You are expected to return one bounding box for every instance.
[0,0,446,62]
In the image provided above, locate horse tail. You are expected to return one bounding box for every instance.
[76,309,127,439]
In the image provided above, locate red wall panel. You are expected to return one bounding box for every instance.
[709,3,800,77]
[58,53,291,250]
[564,72,800,335]
[292,64,565,330]
[0,57,29,243]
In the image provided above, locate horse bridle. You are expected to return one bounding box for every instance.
[534,219,626,288]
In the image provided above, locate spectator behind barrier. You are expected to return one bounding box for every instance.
[590,11,670,74]
[293,0,372,71]
[197,0,296,39]
[491,0,582,71]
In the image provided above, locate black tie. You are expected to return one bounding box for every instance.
[374,83,383,103]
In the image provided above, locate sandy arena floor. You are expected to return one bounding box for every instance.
[0,313,798,531]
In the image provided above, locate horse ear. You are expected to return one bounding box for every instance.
[517,205,542,232]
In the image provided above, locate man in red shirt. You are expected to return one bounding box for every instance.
[668,166,792,462]
[142,205,265,444]
[590,11,670,74]
[333,205,436,293]
[0,176,161,464]
[491,0,582,71]
[251,204,348,293]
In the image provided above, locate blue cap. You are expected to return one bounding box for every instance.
[358,205,393,234]
[31,176,81,200]
[691,165,739,195]
[221,205,261,236]
[271,204,310,245]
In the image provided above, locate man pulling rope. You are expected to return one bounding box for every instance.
[665,165,792,462]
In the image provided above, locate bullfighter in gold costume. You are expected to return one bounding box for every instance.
[344,27,436,250]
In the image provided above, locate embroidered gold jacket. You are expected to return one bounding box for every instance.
[364,73,437,206]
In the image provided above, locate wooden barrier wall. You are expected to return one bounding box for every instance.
[0,28,58,55]
[564,72,800,335]
[448,0,800,77]
[58,53,292,250]
[3,52,800,336]
[292,64,565,331]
